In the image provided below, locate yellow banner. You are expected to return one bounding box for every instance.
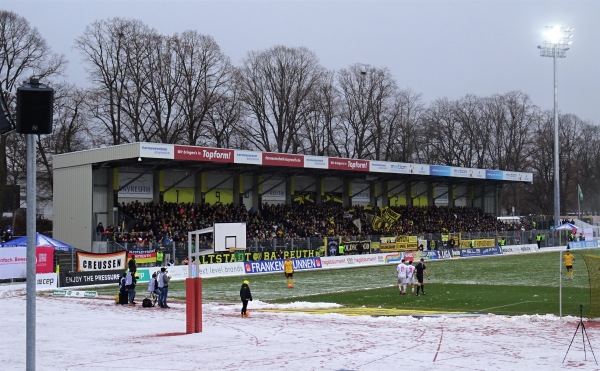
[459,239,496,248]
[381,207,401,224]
[371,215,384,231]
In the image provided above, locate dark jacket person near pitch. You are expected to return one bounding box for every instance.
[240,280,253,317]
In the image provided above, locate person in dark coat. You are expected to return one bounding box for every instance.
[128,255,137,273]
[118,273,128,305]
[357,241,364,255]
[240,280,253,317]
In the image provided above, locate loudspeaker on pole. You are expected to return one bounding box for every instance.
[16,79,54,135]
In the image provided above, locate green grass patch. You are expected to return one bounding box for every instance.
[88,248,599,317]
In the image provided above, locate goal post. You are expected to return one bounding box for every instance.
[185,223,247,333]
[186,227,212,334]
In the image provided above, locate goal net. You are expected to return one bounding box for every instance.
[582,254,600,319]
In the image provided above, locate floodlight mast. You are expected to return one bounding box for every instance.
[538,25,572,319]
[538,25,572,232]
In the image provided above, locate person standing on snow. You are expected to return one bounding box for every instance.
[125,271,137,305]
[240,280,253,317]
[157,267,170,308]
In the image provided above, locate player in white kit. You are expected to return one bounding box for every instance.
[397,259,407,295]
[406,260,416,295]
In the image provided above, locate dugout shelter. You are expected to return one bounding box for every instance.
[53,142,533,252]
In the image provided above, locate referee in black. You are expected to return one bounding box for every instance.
[415,258,430,296]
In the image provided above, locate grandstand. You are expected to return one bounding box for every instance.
[52,142,533,255]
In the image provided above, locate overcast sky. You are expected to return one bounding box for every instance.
[4,0,599,124]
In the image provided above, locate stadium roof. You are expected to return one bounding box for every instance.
[53,142,533,186]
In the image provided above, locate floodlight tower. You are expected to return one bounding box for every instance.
[538,26,573,230]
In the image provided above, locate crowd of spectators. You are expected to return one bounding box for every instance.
[104,201,529,247]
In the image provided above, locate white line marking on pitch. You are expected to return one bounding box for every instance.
[479,301,536,312]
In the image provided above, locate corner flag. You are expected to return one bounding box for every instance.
[578,184,584,202]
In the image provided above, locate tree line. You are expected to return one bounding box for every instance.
[1,12,598,217]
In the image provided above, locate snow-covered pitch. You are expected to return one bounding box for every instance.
[4,283,600,370]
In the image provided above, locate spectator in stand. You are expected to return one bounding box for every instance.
[96,222,104,241]
[448,237,455,250]
[2,227,12,242]
[128,255,137,274]
[357,241,364,255]
[156,248,164,267]
[117,201,523,249]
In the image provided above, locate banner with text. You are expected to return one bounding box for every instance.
[59,270,124,288]
[77,251,127,272]
[0,247,56,279]
[127,250,157,264]
[243,258,323,274]
[459,246,502,258]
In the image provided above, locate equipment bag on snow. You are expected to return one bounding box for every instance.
[142,298,153,307]
[118,290,128,305]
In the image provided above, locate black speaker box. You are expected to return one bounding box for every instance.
[16,86,54,134]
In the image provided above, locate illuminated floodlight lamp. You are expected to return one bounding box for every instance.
[539,26,574,57]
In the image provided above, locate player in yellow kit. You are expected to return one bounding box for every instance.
[283,257,294,288]
[563,249,575,279]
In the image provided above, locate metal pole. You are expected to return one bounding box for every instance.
[26,134,37,371]
[560,250,563,318]
[553,46,560,230]
[577,185,581,220]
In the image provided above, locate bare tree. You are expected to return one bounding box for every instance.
[141,34,184,143]
[365,66,401,161]
[524,110,554,214]
[452,94,487,168]
[205,71,244,148]
[0,10,65,213]
[296,70,342,156]
[173,30,233,146]
[578,124,600,212]
[558,113,587,213]
[75,18,148,145]
[119,23,155,142]
[420,98,461,165]
[482,91,537,171]
[336,64,375,158]
[386,89,424,163]
[238,45,324,153]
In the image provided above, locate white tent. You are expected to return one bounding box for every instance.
[555,222,578,231]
